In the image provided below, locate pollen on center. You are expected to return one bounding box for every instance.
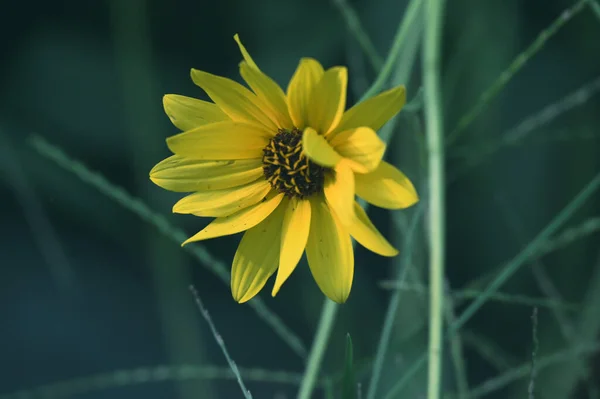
[262,128,326,198]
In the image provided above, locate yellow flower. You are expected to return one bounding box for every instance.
[150,34,418,304]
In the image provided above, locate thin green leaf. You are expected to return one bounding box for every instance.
[342,334,357,399]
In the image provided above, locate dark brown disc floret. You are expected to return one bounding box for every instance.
[262,128,326,198]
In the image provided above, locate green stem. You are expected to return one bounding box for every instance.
[359,0,423,102]
[297,299,338,399]
[366,204,425,399]
[443,281,470,398]
[332,0,384,72]
[447,0,588,145]
[589,0,600,20]
[383,170,600,399]
[423,0,446,397]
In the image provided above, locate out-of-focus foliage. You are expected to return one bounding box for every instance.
[1,0,599,398]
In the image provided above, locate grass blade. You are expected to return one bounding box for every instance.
[383,170,600,399]
[28,134,308,360]
[189,286,252,399]
[297,299,338,399]
[378,282,580,310]
[299,2,426,397]
[467,343,600,399]
[366,204,425,399]
[359,0,424,102]
[332,0,383,71]
[342,334,357,399]
[447,0,588,145]
[0,365,308,399]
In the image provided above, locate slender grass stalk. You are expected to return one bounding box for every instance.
[336,0,423,103]
[377,282,579,310]
[537,216,600,255]
[423,0,446,397]
[466,343,600,399]
[383,171,600,399]
[443,280,470,398]
[366,204,425,399]
[297,299,338,399]
[453,214,600,308]
[359,0,423,102]
[528,308,539,399]
[449,75,600,183]
[0,131,74,290]
[300,3,427,397]
[332,0,384,71]
[189,286,252,399]
[0,365,309,399]
[494,195,597,397]
[452,171,600,331]
[28,135,308,360]
[461,330,516,372]
[589,0,600,19]
[447,0,588,145]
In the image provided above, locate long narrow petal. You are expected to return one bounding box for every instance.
[330,85,406,136]
[286,58,324,129]
[272,198,311,296]
[240,62,293,129]
[233,33,258,69]
[306,195,354,304]
[330,127,386,173]
[191,68,277,130]
[163,94,229,131]
[233,35,292,128]
[150,156,263,192]
[166,121,271,160]
[182,192,284,245]
[231,202,286,303]
[324,161,355,227]
[307,66,347,135]
[347,202,398,256]
[173,180,271,217]
[302,127,341,167]
[355,161,419,209]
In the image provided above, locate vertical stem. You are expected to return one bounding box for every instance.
[423,0,446,397]
[297,299,338,399]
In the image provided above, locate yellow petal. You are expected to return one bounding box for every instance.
[330,127,386,173]
[331,85,406,136]
[231,202,286,303]
[347,202,398,256]
[150,155,263,193]
[163,94,229,131]
[191,68,277,130]
[307,66,347,135]
[306,195,354,304]
[166,121,271,160]
[286,58,324,129]
[272,197,311,296]
[173,180,271,217]
[182,192,284,245]
[355,161,419,209]
[240,62,293,129]
[233,33,258,69]
[324,161,355,227]
[302,127,342,167]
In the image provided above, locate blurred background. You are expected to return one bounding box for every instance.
[1,0,599,398]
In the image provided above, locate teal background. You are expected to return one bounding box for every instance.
[1,0,599,398]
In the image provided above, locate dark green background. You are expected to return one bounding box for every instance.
[1,0,599,398]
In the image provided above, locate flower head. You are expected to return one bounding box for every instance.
[150,34,418,304]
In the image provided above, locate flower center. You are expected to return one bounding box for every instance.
[262,128,326,198]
